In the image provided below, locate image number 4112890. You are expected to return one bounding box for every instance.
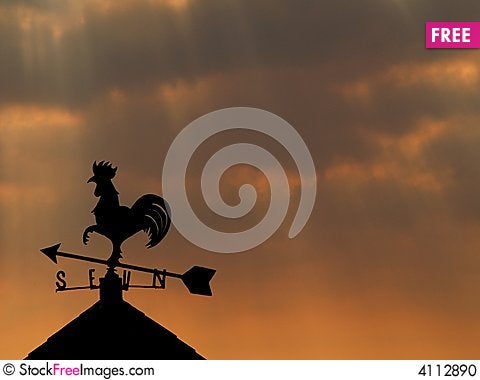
[418,364,477,377]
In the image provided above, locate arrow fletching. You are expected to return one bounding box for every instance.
[182,266,216,296]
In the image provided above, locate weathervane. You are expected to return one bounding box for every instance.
[40,161,216,296]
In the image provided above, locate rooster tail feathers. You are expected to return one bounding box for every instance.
[131,194,171,249]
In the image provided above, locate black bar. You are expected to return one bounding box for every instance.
[56,285,98,292]
[127,285,166,289]
[57,251,110,266]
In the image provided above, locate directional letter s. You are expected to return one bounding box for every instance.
[56,270,66,291]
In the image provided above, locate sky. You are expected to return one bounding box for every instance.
[1,0,480,359]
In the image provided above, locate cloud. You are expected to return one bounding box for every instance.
[1,0,478,107]
[422,117,480,223]
[0,104,81,130]
[0,182,55,205]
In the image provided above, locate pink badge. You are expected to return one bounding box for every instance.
[426,22,480,49]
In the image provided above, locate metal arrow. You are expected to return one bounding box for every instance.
[41,243,216,296]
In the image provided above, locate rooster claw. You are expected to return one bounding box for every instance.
[82,225,96,245]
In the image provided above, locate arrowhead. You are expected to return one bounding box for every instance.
[40,243,61,264]
[182,266,216,296]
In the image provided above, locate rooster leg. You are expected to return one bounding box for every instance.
[83,225,98,245]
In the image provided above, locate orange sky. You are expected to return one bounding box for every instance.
[2,0,480,359]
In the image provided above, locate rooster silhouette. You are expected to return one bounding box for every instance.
[83,161,171,266]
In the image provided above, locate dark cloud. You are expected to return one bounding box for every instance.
[347,81,480,135]
[1,0,479,106]
[0,0,66,9]
[424,122,480,222]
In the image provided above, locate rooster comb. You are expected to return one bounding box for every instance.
[92,160,117,179]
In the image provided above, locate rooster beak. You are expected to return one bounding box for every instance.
[87,176,95,183]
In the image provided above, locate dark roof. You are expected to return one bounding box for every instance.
[26,272,204,359]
